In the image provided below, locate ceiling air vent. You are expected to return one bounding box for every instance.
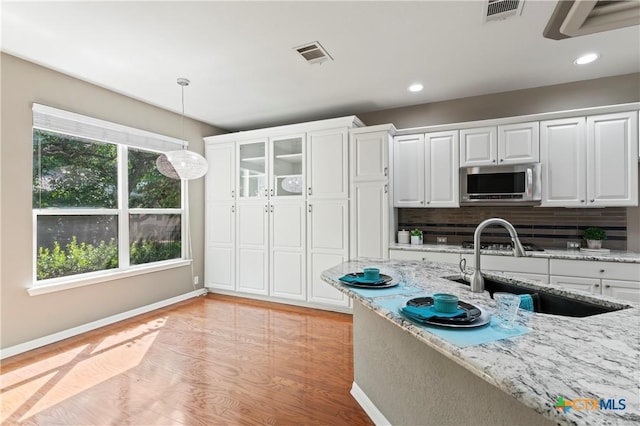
[484,0,525,22]
[544,0,640,40]
[294,41,333,65]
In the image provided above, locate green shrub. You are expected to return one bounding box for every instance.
[37,237,181,280]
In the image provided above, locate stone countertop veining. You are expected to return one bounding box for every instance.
[390,243,640,263]
[321,258,640,426]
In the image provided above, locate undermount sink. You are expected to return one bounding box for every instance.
[447,277,629,318]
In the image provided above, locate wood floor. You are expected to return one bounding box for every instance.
[1,294,373,425]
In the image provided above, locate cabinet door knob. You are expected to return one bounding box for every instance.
[231,205,235,213]
[605,284,611,288]
[500,159,504,162]
[265,205,269,212]
[307,187,312,196]
[590,199,595,203]
[384,167,388,177]
[419,201,424,204]
[308,204,312,213]
[270,188,274,196]
[492,159,496,163]
[594,284,600,288]
[264,188,268,196]
[384,184,388,193]
[426,201,430,204]
[580,200,585,203]
[231,190,235,198]
[599,269,605,273]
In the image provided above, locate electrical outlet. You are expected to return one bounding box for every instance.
[193,276,199,285]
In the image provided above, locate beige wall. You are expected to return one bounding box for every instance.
[0,53,225,349]
[358,73,640,252]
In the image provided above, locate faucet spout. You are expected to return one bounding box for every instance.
[469,218,527,293]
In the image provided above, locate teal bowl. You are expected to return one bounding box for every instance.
[433,293,459,313]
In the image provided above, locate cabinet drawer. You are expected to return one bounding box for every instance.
[461,254,548,274]
[550,259,640,281]
[389,249,459,264]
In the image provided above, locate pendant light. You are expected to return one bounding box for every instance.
[156,78,208,180]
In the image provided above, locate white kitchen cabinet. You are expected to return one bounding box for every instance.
[586,112,638,206]
[541,112,638,207]
[460,122,539,166]
[205,142,235,201]
[236,201,269,295]
[237,139,268,199]
[307,200,350,307]
[425,131,459,207]
[460,254,550,283]
[350,127,390,182]
[270,134,305,199]
[205,201,235,290]
[393,131,459,208]
[351,181,388,259]
[307,129,348,199]
[550,259,640,303]
[389,249,459,265]
[393,134,424,207]
[270,200,306,300]
[350,126,393,260]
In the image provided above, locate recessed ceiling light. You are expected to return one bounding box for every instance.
[408,83,424,92]
[574,53,600,65]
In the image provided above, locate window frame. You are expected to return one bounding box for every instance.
[31,104,190,294]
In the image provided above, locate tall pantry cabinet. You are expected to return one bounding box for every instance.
[205,116,395,312]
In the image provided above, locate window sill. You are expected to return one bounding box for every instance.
[27,259,192,296]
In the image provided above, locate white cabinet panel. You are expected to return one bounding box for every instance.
[550,259,640,281]
[206,247,235,290]
[460,127,496,166]
[351,182,388,259]
[393,134,425,207]
[308,201,348,251]
[270,201,305,300]
[389,249,459,264]
[550,275,600,295]
[498,122,539,164]
[540,117,586,206]
[307,252,350,307]
[587,112,638,206]
[603,280,640,303]
[270,134,305,199]
[207,202,235,246]
[206,143,235,201]
[425,131,459,207]
[236,202,269,295]
[351,130,389,181]
[307,129,348,198]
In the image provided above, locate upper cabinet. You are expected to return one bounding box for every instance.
[460,122,539,167]
[270,134,305,198]
[541,111,638,207]
[307,128,348,199]
[351,128,390,181]
[393,134,425,207]
[237,139,268,199]
[205,142,235,201]
[393,131,459,208]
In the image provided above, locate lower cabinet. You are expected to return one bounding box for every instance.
[460,254,550,283]
[236,201,269,295]
[205,201,235,291]
[269,200,306,300]
[307,200,350,308]
[389,249,459,264]
[351,181,389,259]
[550,259,640,303]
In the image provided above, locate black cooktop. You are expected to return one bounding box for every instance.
[461,241,544,252]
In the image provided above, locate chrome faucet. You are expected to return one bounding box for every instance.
[460,218,527,293]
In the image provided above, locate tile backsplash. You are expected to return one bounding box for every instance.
[397,207,627,250]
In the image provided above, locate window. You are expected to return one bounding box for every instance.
[32,104,187,283]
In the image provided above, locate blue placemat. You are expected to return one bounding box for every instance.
[347,284,422,298]
[376,296,531,348]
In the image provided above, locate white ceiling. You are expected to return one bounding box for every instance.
[2,1,639,131]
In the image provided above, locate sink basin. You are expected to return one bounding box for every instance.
[447,277,629,317]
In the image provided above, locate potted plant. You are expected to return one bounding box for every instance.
[410,229,423,245]
[582,227,607,249]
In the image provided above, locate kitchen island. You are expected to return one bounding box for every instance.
[321,258,640,426]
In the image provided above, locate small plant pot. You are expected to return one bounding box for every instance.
[410,236,423,245]
[586,239,602,249]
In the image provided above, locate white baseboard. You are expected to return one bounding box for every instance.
[0,288,207,360]
[351,381,391,426]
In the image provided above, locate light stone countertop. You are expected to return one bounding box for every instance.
[390,243,640,264]
[321,258,640,426]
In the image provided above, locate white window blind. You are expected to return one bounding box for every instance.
[32,103,186,152]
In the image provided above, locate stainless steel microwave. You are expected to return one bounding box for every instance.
[460,163,541,205]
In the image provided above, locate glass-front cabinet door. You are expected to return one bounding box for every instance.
[238,140,267,198]
[270,134,305,198]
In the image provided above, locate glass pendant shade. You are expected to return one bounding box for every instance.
[157,149,208,180]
